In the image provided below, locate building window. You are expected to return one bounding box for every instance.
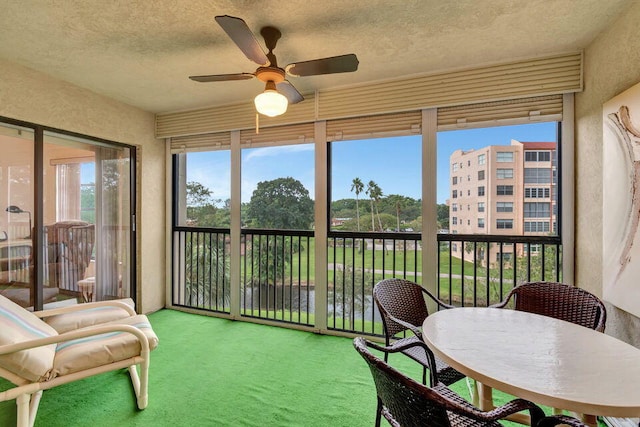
[525,151,552,162]
[452,190,457,199]
[467,204,470,211]
[496,152,514,162]
[478,186,485,196]
[478,170,485,180]
[524,187,550,198]
[467,189,471,196]
[452,176,457,185]
[497,253,512,262]
[496,202,514,212]
[524,202,551,218]
[452,162,458,172]
[478,218,485,228]
[452,203,458,212]
[496,168,514,179]
[524,221,550,232]
[452,243,457,251]
[496,185,513,196]
[524,168,551,184]
[467,174,471,181]
[496,219,513,229]
[452,217,458,225]
[467,219,471,225]
[478,202,485,212]
[478,153,486,165]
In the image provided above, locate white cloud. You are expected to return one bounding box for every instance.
[244,144,314,161]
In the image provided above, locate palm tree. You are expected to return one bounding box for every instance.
[388,194,405,232]
[366,181,376,231]
[367,180,384,231]
[350,177,364,231]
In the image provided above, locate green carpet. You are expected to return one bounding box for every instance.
[0,309,543,426]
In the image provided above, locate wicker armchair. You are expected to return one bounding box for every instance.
[353,337,552,427]
[491,281,606,332]
[373,278,465,386]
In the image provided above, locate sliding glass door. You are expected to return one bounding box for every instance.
[0,119,135,310]
[0,123,35,307]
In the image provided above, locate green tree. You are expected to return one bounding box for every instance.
[246,177,314,229]
[387,194,406,231]
[350,177,364,231]
[186,181,220,226]
[437,204,450,230]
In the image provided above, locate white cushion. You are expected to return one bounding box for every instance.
[0,294,58,382]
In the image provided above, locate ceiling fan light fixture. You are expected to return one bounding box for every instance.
[254,81,288,117]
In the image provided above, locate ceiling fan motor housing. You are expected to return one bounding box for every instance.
[256,67,285,84]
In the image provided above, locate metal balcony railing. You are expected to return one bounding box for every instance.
[172,227,562,337]
[172,227,230,313]
[240,229,314,326]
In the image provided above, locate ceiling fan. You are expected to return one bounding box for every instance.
[190,15,359,117]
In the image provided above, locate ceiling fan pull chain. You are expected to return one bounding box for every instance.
[256,113,260,134]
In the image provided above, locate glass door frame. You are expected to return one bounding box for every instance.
[0,115,137,310]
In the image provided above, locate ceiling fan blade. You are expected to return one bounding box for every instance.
[285,54,359,77]
[277,80,304,104]
[189,73,255,82]
[215,15,269,66]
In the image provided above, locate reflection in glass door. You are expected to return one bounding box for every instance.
[0,123,34,307]
[44,131,133,305]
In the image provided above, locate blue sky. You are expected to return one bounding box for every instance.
[186,122,557,205]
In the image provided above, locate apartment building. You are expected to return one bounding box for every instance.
[449,139,557,263]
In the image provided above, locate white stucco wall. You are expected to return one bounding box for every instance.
[0,59,165,314]
[576,1,640,346]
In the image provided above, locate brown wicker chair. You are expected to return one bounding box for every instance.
[353,337,555,427]
[373,278,465,386]
[489,281,606,416]
[491,281,606,332]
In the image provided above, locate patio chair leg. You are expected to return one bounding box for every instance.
[129,357,149,409]
[28,391,43,427]
[16,394,31,427]
[375,398,382,427]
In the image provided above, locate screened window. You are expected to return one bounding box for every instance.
[525,151,552,162]
[496,185,513,196]
[525,187,550,198]
[524,221,550,232]
[496,168,514,179]
[496,202,513,212]
[524,202,550,218]
[496,219,513,229]
[496,152,514,162]
[524,168,551,184]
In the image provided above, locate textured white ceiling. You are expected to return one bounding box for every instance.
[0,0,632,114]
